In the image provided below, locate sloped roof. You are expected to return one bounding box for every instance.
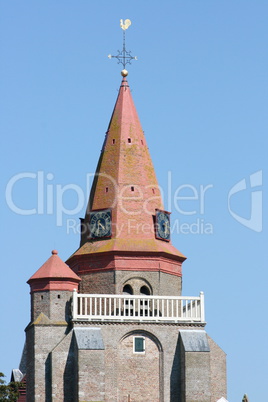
[180,330,210,352]
[28,250,80,282]
[73,327,104,350]
[69,238,185,260]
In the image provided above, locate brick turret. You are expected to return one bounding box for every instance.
[28,250,80,322]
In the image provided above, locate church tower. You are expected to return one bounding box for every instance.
[22,21,227,402]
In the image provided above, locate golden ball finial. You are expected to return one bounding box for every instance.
[121,69,128,77]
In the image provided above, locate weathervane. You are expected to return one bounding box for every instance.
[108,19,137,77]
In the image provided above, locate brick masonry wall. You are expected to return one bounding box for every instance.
[31,291,50,321]
[77,269,182,298]
[26,323,68,402]
[78,349,105,401]
[116,270,182,296]
[184,351,211,402]
[50,330,75,401]
[31,290,73,322]
[208,336,227,401]
[25,326,35,401]
[79,270,116,294]
[76,322,205,402]
[117,333,160,401]
[26,320,226,401]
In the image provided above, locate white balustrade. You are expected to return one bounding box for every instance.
[72,290,205,323]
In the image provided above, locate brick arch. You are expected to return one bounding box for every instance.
[120,329,163,352]
[120,276,153,295]
[117,330,163,401]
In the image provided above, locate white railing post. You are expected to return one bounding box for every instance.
[200,291,205,322]
[72,289,78,320]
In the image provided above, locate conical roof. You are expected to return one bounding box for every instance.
[28,250,81,292]
[82,77,163,241]
[70,76,185,263]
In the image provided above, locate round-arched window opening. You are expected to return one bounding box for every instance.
[140,285,150,295]
[123,284,133,295]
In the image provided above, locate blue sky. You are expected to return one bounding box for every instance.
[1,1,267,400]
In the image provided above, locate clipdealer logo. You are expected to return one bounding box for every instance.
[4,170,263,234]
[228,170,262,233]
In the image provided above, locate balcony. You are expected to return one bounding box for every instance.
[72,290,205,324]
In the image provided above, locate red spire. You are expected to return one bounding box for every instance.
[28,250,81,292]
[68,77,185,276]
[82,77,164,241]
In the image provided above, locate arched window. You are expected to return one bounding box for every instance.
[123,284,134,316]
[140,285,150,296]
[123,284,133,295]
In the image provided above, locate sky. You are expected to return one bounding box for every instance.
[0,1,267,400]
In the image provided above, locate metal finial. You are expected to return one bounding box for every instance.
[108,19,137,75]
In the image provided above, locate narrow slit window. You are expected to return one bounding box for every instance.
[128,138,131,143]
[105,187,109,193]
[131,186,134,192]
[112,139,115,144]
[152,188,155,194]
[141,139,144,145]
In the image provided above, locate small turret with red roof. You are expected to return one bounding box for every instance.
[27,250,80,322]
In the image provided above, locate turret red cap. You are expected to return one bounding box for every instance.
[27,250,81,292]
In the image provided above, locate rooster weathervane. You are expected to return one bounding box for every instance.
[108,19,137,76]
